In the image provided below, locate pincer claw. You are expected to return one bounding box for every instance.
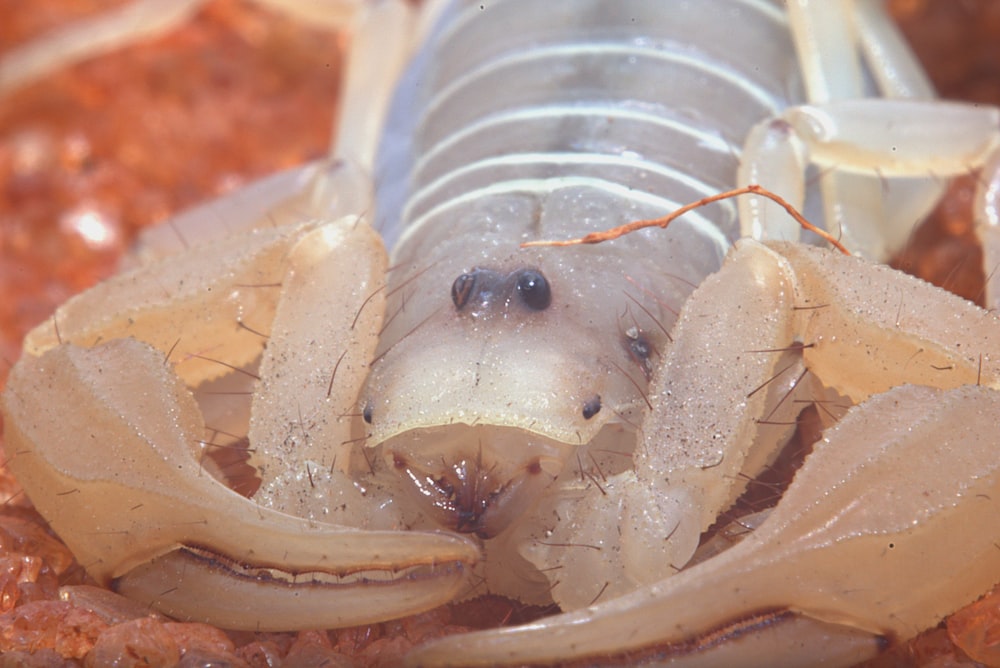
[3,337,478,631]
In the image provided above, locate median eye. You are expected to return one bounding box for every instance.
[452,273,477,310]
[515,269,551,311]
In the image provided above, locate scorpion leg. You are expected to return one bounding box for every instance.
[0,0,373,96]
[406,239,1000,666]
[0,0,204,96]
[132,0,427,261]
[741,0,1000,270]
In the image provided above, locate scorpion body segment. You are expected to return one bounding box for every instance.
[364,0,801,544]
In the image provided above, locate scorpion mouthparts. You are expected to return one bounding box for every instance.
[384,425,569,538]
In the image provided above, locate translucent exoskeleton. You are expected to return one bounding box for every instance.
[2,1,1000,665]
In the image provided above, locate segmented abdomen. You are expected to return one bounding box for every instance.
[380,0,800,259]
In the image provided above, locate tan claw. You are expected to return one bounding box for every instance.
[409,382,1000,666]
[407,240,1000,666]
[2,215,479,631]
[4,338,476,631]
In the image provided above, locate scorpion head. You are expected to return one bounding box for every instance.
[360,259,651,538]
[362,335,616,538]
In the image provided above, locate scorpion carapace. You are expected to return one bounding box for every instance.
[363,231,661,540]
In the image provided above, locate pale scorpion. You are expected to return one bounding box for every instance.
[2,1,1000,666]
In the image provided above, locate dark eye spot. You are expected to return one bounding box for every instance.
[452,273,476,310]
[362,403,373,424]
[629,335,651,361]
[582,395,601,419]
[515,269,551,310]
[625,327,655,380]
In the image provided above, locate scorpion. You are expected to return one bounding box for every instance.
[2,0,1000,665]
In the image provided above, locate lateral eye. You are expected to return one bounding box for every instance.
[515,269,551,310]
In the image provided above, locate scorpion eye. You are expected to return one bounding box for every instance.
[582,395,602,420]
[515,269,551,310]
[451,272,476,310]
[362,403,373,424]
